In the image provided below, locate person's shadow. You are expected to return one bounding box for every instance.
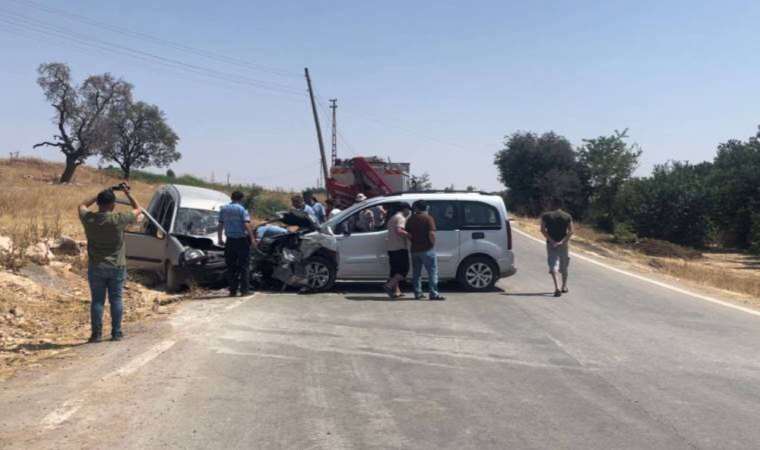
[345,295,422,301]
[502,292,557,298]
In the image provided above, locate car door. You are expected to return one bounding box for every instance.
[125,193,172,271]
[335,202,399,279]
[458,201,504,263]
[426,200,461,279]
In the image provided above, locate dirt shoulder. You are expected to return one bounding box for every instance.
[511,215,760,310]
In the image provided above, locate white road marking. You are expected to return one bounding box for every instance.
[40,340,177,430]
[512,227,760,318]
[41,399,83,430]
[104,339,177,379]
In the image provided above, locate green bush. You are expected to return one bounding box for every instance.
[255,196,288,218]
[750,213,760,255]
[612,222,637,244]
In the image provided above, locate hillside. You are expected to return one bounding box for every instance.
[0,157,291,379]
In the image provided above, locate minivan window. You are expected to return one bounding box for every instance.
[461,201,501,229]
[428,201,459,231]
[338,202,402,234]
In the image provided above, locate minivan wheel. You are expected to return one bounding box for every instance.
[458,256,498,292]
[304,256,336,292]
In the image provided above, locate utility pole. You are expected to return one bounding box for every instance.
[304,68,330,193]
[329,98,338,166]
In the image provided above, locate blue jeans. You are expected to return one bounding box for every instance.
[87,263,125,337]
[411,250,439,296]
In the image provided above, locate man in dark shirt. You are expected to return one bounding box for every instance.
[540,198,574,297]
[218,191,254,297]
[405,201,445,300]
[79,183,142,342]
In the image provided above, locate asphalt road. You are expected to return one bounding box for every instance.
[2,231,760,449]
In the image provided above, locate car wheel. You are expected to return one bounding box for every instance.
[165,262,182,293]
[458,256,498,292]
[304,256,336,292]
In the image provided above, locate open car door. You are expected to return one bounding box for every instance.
[124,206,170,272]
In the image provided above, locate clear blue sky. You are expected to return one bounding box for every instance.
[1,0,759,191]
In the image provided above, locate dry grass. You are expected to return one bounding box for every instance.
[511,215,760,303]
[0,158,155,243]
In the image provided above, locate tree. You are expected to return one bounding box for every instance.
[614,162,713,247]
[466,185,477,192]
[708,126,760,249]
[577,129,642,230]
[166,169,176,178]
[494,131,588,216]
[101,101,180,179]
[34,62,132,183]
[410,173,433,191]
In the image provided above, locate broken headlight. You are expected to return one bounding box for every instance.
[183,248,206,264]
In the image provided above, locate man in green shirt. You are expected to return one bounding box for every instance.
[79,183,142,342]
[540,198,574,298]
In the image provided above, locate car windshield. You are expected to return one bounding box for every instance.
[174,207,220,236]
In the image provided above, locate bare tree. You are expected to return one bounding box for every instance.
[34,62,132,183]
[101,101,180,179]
[410,173,433,192]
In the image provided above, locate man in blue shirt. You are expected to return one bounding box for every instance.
[217,191,253,296]
[304,192,326,224]
[255,224,288,244]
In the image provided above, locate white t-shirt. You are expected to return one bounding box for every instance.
[386,212,408,251]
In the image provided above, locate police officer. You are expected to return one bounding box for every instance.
[217,191,254,296]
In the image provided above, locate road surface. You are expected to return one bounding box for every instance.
[1,231,760,449]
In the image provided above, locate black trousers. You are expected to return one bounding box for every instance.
[225,237,251,294]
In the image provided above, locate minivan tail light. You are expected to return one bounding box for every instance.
[506,220,513,250]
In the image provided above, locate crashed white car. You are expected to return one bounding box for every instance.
[125,184,229,291]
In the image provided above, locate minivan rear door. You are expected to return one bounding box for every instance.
[426,200,461,279]
[458,201,505,265]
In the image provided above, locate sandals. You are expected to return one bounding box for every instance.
[561,287,569,293]
[554,290,562,297]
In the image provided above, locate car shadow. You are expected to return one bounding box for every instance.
[333,281,503,296]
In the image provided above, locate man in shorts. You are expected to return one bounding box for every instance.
[540,198,574,297]
[383,204,412,298]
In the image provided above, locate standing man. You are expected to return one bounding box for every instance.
[218,191,254,297]
[304,192,326,224]
[405,201,445,300]
[383,204,412,299]
[79,183,142,342]
[540,198,574,297]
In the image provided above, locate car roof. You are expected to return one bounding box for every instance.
[368,192,505,206]
[169,184,230,211]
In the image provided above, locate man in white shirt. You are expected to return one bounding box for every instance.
[383,203,412,299]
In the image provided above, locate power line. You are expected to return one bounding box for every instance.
[6,0,300,79]
[0,21,306,104]
[0,9,306,97]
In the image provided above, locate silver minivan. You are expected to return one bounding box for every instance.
[322,192,516,291]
